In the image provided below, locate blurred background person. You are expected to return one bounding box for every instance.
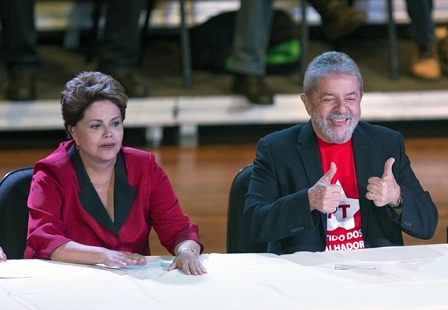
[0,0,39,101]
[230,0,441,105]
[231,0,367,105]
[405,0,441,79]
[0,0,147,101]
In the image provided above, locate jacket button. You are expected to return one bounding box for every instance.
[290,226,303,233]
[403,220,412,228]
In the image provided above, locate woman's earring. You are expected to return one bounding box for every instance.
[76,144,80,151]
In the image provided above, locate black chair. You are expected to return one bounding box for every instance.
[227,164,267,253]
[0,167,33,259]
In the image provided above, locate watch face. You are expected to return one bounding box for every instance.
[390,204,402,208]
[393,202,402,208]
[389,196,403,208]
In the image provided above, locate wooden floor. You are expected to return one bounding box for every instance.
[1,138,447,255]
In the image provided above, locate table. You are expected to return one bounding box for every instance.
[1,244,448,309]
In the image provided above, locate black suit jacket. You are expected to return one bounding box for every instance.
[243,121,438,254]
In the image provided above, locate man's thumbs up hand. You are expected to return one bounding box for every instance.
[366,158,401,207]
[308,162,342,213]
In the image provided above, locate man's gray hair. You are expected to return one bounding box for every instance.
[303,51,363,96]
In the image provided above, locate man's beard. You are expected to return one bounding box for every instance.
[312,111,359,144]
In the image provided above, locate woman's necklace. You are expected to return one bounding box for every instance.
[90,169,115,186]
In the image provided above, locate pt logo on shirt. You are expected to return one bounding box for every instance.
[327,181,359,230]
[326,180,365,251]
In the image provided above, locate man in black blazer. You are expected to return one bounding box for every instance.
[243,51,438,255]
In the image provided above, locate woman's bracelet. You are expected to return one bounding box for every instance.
[178,247,198,257]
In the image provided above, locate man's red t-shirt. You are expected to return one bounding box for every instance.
[318,138,365,251]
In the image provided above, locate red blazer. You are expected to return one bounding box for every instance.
[25,141,202,259]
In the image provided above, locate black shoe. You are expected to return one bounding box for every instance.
[6,74,37,101]
[109,71,148,98]
[321,3,367,41]
[231,74,274,105]
[439,35,448,75]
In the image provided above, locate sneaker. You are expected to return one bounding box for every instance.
[321,2,367,41]
[411,43,441,79]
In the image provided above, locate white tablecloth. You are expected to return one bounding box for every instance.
[1,244,448,310]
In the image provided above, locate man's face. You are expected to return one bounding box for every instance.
[301,72,362,144]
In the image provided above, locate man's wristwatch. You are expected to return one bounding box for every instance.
[389,195,403,208]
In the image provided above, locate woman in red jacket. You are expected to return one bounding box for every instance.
[25,71,206,276]
[0,246,6,262]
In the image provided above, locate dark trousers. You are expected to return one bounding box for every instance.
[0,0,146,76]
[97,0,146,73]
[231,0,436,76]
[0,0,39,76]
[405,0,435,47]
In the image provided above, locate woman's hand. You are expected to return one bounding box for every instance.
[168,241,207,276]
[49,242,146,267]
[168,249,207,275]
[0,246,6,262]
[102,250,147,267]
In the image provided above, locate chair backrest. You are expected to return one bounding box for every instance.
[0,167,33,259]
[227,164,267,253]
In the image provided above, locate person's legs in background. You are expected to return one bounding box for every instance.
[230,0,367,105]
[405,0,440,79]
[231,0,274,105]
[97,0,148,98]
[0,0,39,101]
[307,0,367,41]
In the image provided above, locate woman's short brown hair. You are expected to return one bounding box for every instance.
[60,71,128,139]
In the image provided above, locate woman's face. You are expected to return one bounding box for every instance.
[69,100,124,166]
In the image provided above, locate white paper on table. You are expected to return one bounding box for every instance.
[334,263,383,270]
[94,256,174,270]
